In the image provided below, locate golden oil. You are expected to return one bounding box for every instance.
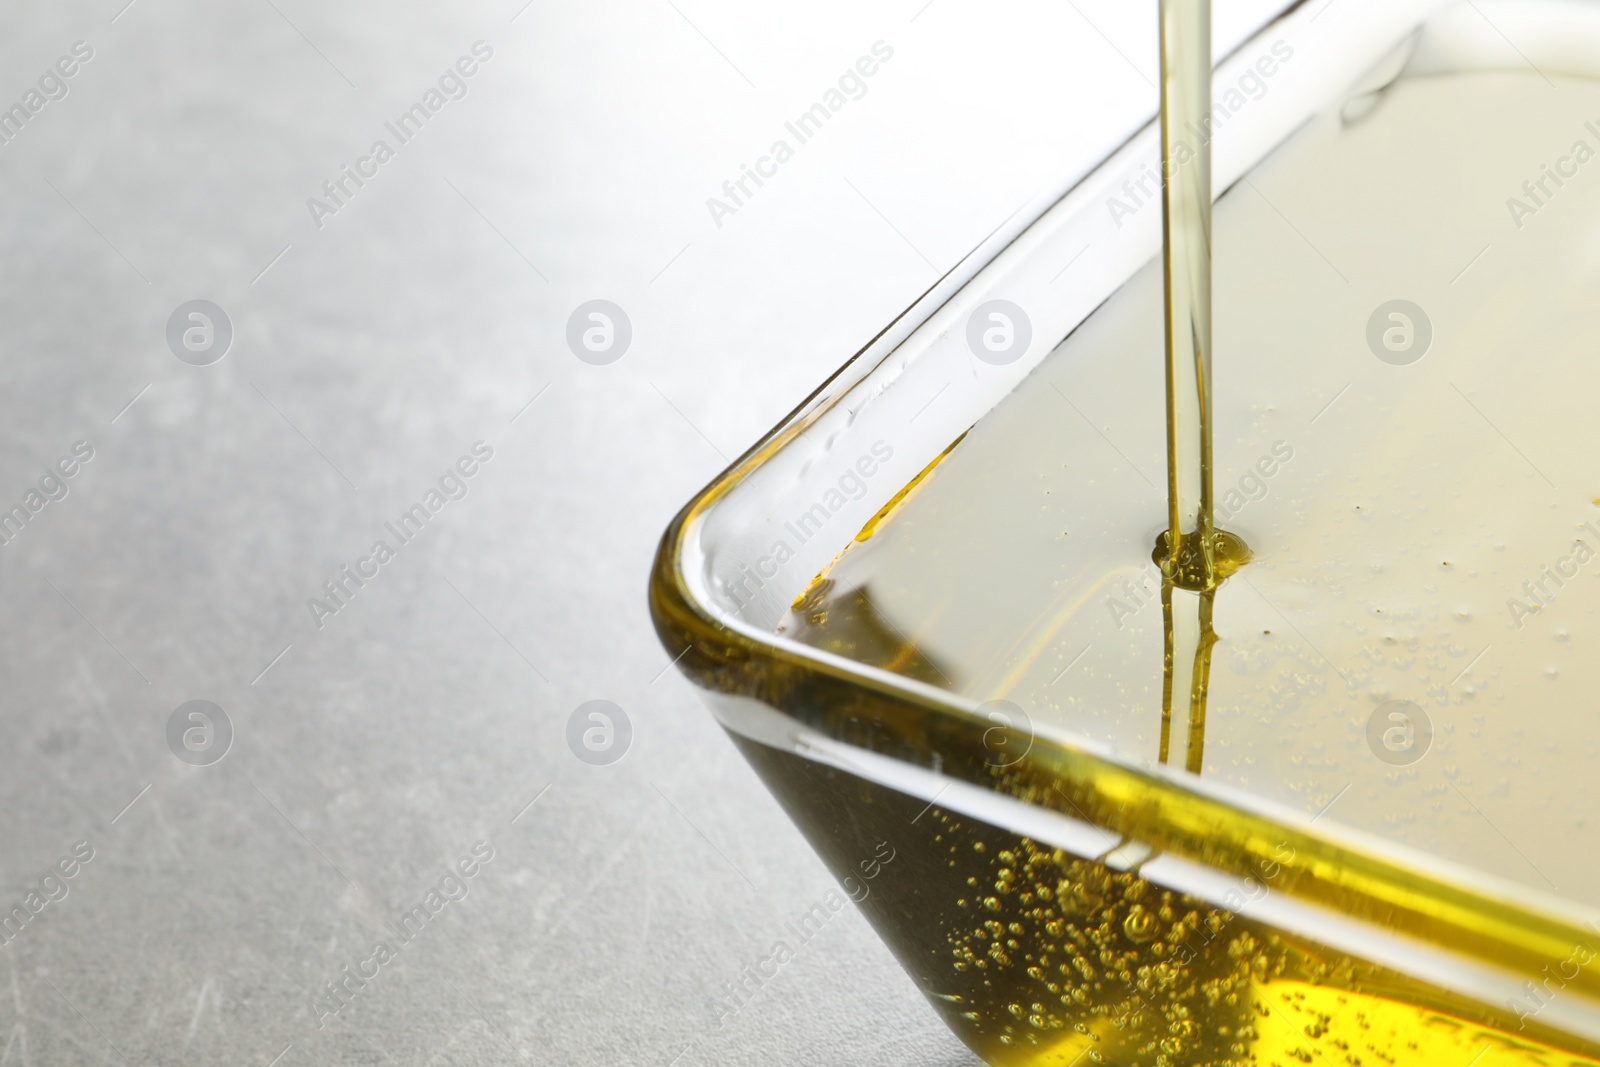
[768,33,1600,1063]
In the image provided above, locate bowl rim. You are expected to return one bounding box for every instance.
[647,0,1600,1032]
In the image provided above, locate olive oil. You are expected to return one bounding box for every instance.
[1154,0,1232,785]
[737,736,1600,1067]
[779,63,1600,904]
[771,31,1600,1067]
[1155,0,1230,588]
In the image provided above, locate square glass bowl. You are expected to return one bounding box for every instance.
[652,2,1600,1063]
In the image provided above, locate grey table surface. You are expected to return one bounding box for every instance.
[0,1,1277,1063]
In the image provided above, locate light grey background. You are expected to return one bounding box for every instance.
[0,1,1276,1063]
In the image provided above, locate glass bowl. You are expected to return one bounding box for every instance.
[651,2,1600,1063]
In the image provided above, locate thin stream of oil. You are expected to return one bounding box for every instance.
[1155,0,1248,775]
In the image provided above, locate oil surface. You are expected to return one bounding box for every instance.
[779,65,1600,907]
[772,59,1600,1067]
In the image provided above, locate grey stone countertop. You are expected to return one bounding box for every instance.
[0,0,1275,1063]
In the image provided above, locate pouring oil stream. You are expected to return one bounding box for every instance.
[1155,0,1250,774]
